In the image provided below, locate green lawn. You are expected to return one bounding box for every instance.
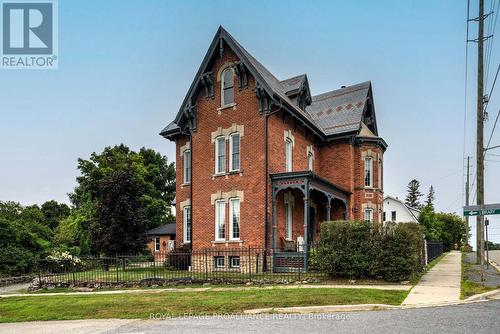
[0,287,408,323]
[460,252,496,299]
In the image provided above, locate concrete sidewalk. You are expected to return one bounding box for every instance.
[402,251,461,306]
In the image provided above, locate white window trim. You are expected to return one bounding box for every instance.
[215,136,226,175]
[285,138,293,172]
[221,67,234,107]
[229,198,240,240]
[307,152,313,171]
[215,256,225,268]
[183,206,191,243]
[378,158,382,189]
[364,208,374,223]
[364,156,373,188]
[215,200,226,241]
[154,237,160,252]
[183,150,191,184]
[230,256,240,268]
[229,133,241,172]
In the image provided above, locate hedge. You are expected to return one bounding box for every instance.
[313,221,424,282]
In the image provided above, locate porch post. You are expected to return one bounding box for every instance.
[272,196,277,251]
[303,181,310,247]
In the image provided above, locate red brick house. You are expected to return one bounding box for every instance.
[160,27,387,259]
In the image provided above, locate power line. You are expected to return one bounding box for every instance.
[485,107,500,152]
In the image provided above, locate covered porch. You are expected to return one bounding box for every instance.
[270,171,350,272]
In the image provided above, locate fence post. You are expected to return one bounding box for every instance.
[38,260,43,288]
[204,249,208,281]
[248,246,252,281]
[72,261,76,286]
[153,255,157,280]
[116,254,119,283]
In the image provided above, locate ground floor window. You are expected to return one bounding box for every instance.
[285,201,292,240]
[154,237,160,252]
[183,206,191,243]
[214,256,225,268]
[364,208,374,223]
[229,256,240,269]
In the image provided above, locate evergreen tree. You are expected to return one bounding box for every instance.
[425,185,435,210]
[405,179,423,209]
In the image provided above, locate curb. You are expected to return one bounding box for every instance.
[488,259,500,272]
[243,290,500,314]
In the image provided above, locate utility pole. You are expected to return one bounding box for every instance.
[476,0,485,265]
[465,156,470,246]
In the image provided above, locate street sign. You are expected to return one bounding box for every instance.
[463,203,500,216]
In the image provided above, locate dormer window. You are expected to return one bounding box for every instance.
[221,67,234,106]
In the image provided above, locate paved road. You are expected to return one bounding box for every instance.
[1,301,499,334]
[489,250,500,267]
[403,251,461,305]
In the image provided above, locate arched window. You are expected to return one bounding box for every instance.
[221,67,234,106]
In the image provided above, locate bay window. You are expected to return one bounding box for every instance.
[364,156,373,187]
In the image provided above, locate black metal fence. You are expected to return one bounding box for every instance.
[36,247,326,287]
[426,241,444,263]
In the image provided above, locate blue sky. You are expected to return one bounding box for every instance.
[0,0,499,244]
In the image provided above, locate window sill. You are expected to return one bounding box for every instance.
[211,240,243,245]
[217,103,237,112]
[181,182,191,187]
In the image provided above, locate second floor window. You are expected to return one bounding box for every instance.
[378,158,382,189]
[229,133,240,171]
[307,151,313,171]
[285,138,293,172]
[364,156,373,187]
[215,137,226,174]
[183,150,191,184]
[221,67,234,106]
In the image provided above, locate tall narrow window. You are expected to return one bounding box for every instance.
[215,200,226,241]
[391,211,397,222]
[154,237,160,252]
[364,208,374,223]
[221,68,234,106]
[285,200,292,240]
[229,133,240,172]
[183,206,191,243]
[183,150,191,184]
[215,137,226,174]
[307,151,313,171]
[285,138,293,172]
[364,156,373,187]
[378,158,382,189]
[229,198,240,240]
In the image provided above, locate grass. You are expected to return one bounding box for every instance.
[0,287,408,323]
[460,252,496,299]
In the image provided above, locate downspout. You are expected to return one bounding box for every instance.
[264,100,282,251]
[189,129,193,250]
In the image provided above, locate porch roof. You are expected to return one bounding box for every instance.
[270,171,350,204]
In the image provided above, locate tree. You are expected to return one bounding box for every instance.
[70,144,175,255]
[87,166,148,255]
[41,200,70,230]
[405,179,423,209]
[425,185,435,210]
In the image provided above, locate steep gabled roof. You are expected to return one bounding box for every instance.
[384,196,421,222]
[160,26,383,145]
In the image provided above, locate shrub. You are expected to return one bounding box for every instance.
[167,243,191,270]
[315,221,424,281]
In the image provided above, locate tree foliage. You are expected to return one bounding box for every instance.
[405,179,423,209]
[69,144,175,255]
[425,185,435,210]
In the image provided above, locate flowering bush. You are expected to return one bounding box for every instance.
[47,251,82,266]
